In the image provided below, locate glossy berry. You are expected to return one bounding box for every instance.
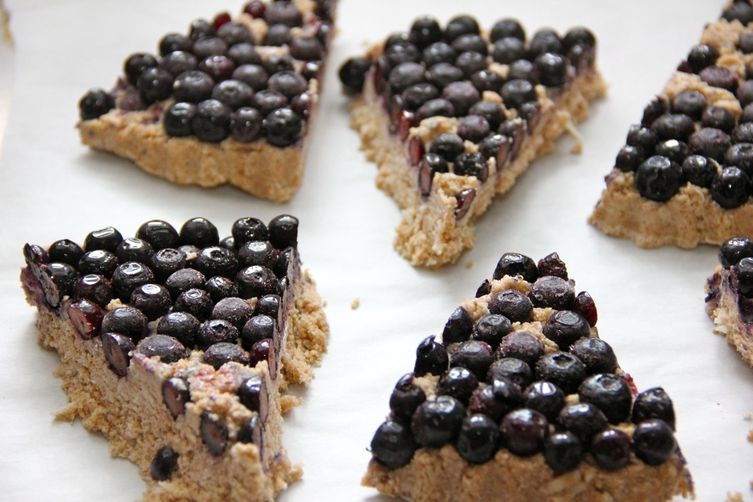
[542,310,590,349]
[544,431,583,474]
[454,152,488,182]
[135,335,187,363]
[178,218,218,248]
[422,42,456,67]
[528,276,574,310]
[686,44,718,73]
[442,81,480,115]
[456,414,500,464]
[414,335,449,376]
[487,357,533,388]
[130,283,171,321]
[389,373,426,423]
[493,253,538,281]
[441,306,473,345]
[720,236,753,268]
[174,288,214,321]
[195,246,238,279]
[102,332,135,377]
[489,289,533,323]
[101,306,147,342]
[409,16,442,48]
[635,155,683,202]
[164,102,197,137]
[591,429,631,470]
[457,115,490,143]
[725,143,753,176]
[149,447,179,481]
[445,15,479,41]
[631,419,676,466]
[49,239,84,267]
[150,248,186,281]
[529,29,562,57]
[699,66,739,92]
[268,215,299,250]
[157,311,200,347]
[112,262,154,302]
[137,68,174,104]
[490,18,525,42]
[165,268,206,298]
[500,79,536,110]
[570,337,617,374]
[200,412,228,456]
[193,37,229,59]
[632,387,676,430]
[557,402,608,444]
[211,79,254,109]
[230,107,262,142]
[524,381,565,420]
[192,99,231,142]
[710,167,750,209]
[238,241,280,270]
[437,366,479,404]
[160,50,198,77]
[74,274,113,307]
[240,314,275,349]
[233,64,269,90]
[578,373,632,424]
[411,395,465,447]
[467,378,521,421]
[682,155,716,188]
[491,37,526,65]
[228,43,261,66]
[496,330,544,365]
[203,342,250,369]
[654,139,689,164]
[162,377,190,419]
[196,319,239,348]
[84,227,123,253]
[500,408,548,456]
[173,71,215,103]
[232,217,268,245]
[470,314,512,349]
[370,420,417,469]
[535,52,567,87]
[573,291,598,327]
[264,108,302,147]
[429,133,464,163]
[79,89,115,120]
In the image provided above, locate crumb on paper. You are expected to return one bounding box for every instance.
[351,298,360,310]
[748,429,753,443]
[465,260,474,269]
[726,492,743,502]
[565,120,583,154]
[0,0,11,46]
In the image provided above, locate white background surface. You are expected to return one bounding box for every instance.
[0,0,751,500]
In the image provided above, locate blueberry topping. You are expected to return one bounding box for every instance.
[445,15,480,41]
[488,289,533,323]
[112,262,155,302]
[544,431,583,474]
[720,236,753,268]
[529,28,562,57]
[500,79,536,110]
[130,283,172,320]
[535,52,567,87]
[557,402,608,444]
[255,294,281,318]
[200,412,228,456]
[570,337,617,374]
[264,108,302,147]
[165,268,206,298]
[573,291,598,327]
[422,42,456,67]
[699,66,739,91]
[591,429,631,470]
[79,89,115,120]
[84,227,123,253]
[468,377,522,421]
[524,381,565,420]
[238,241,280,271]
[456,414,500,464]
[682,155,716,188]
[457,115,490,143]
[370,420,417,469]
[192,99,231,142]
[157,312,199,347]
[437,366,479,404]
[236,266,279,298]
[635,155,683,202]
[528,276,574,310]
[686,44,718,73]
[454,152,489,182]
[196,319,239,348]
[471,314,512,349]
[238,374,266,414]
[493,253,538,282]
[101,306,148,341]
[491,37,526,64]
[723,2,753,24]
[500,408,548,456]
[441,306,474,345]
[102,332,135,377]
[174,288,214,321]
[241,314,275,349]
[535,352,586,394]
[173,71,215,103]
[195,247,238,279]
[632,387,676,430]
[68,299,105,340]
[74,274,113,307]
[578,373,632,424]
[162,377,190,419]
[411,395,465,447]
[230,107,263,142]
[733,257,753,295]
[48,240,84,267]
[487,357,533,388]
[189,19,216,41]
[78,250,118,277]
[203,342,250,369]
[429,133,464,163]
[248,338,274,367]
[150,248,186,282]
[496,330,544,365]
[425,64,464,90]
[704,106,736,132]
[150,446,179,481]
[542,310,590,349]
[632,419,676,466]
[710,166,750,209]
[414,335,449,376]
[490,18,525,42]
[135,334,187,363]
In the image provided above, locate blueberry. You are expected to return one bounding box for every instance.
[736,257,753,296]
[160,51,199,78]
[635,155,683,202]
[112,262,154,302]
[78,250,117,277]
[211,79,254,109]
[524,381,565,420]
[449,341,494,381]
[614,145,645,172]
[445,15,479,41]
[232,217,268,245]
[508,59,538,82]
[626,125,658,151]
[211,297,253,331]
[429,133,465,163]
[237,374,266,414]
[456,414,500,464]
[422,42,456,67]
[442,80,479,115]
[500,408,548,456]
[632,387,676,430]
[203,342,250,369]
[535,52,567,87]
[490,18,525,42]
[370,420,417,469]
[682,155,716,188]
[389,373,426,423]
[685,44,718,73]
[454,152,488,182]
[734,123,753,144]
[496,330,544,365]
[470,314,512,349]
[720,236,753,268]
[149,446,179,481]
[467,378,522,421]
[101,306,147,342]
[264,1,302,26]
[135,335,187,363]
[493,253,538,282]
[725,143,753,176]
[264,108,302,147]
[437,366,478,404]
[591,429,631,470]
[195,247,238,279]
[252,89,288,115]
[164,102,197,137]
[43,262,78,302]
[528,276,575,310]
[491,37,526,65]
[570,337,617,374]
[488,289,533,323]
[558,402,608,444]
[710,166,750,209]
[529,29,562,57]
[544,431,583,474]
[173,71,215,103]
[192,99,231,142]
[268,71,308,99]
[236,265,279,298]
[414,335,449,376]
[408,16,442,48]
[578,373,632,424]
[48,240,84,267]
[411,395,465,447]
[563,27,596,50]
[535,252,568,280]
[74,274,113,307]
[216,22,251,45]
[124,53,158,86]
[262,54,295,75]
[723,2,753,25]
[400,83,440,112]
[200,412,228,456]
[137,67,174,104]
[189,19,215,41]
[535,352,586,394]
[174,288,214,321]
[193,37,228,59]
[255,294,281,319]
[688,128,730,161]
[652,114,695,141]
[699,66,739,92]
[704,106,736,132]
[227,43,261,66]
[79,89,115,120]
[451,34,486,56]
[67,299,104,340]
[425,63,464,90]
[240,314,275,349]
[469,101,504,130]
[102,332,135,377]
[159,33,192,55]
[268,215,298,250]
[457,115,490,143]
[233,64,269,91]
[632,419,676,466]
[165,268,206,298]
[84,226,123,253]
[672,90,706,120]
[654,139,689,164]
[486,357,533,388]
[162,377,190,419]
[130,283,171,320]
[478,134,509,161]
[641,96,668,127]
[157,311,200,347]
[196,319,239,348]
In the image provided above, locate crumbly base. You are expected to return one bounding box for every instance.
[362,444,692,502]
[23,268,328,501]
[350,70,606,269]
[362,275,693,501]
[590,20,753,249]
[706,267,753,365]
[79,111,307,203]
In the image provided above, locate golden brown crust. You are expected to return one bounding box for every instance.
[350,70,606,269]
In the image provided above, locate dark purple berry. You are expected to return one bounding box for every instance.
[370,420,417,469]
[488,289,533,323]
[456,414,499,464]
[591,429,631,470]
[633,387,676,430]
[164,102,197,137]
[500,408,548,456]
[162,377,190,419]
[411,395,465,447]
[710,166,750,209]
[79,89,114,120]
[558,402,608,444]
[173,71,215,103]
[578,373,632,424]
[102,332,135,377]
[414,335,449,376]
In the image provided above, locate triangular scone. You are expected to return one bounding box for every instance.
[339,15,605,268]
[363,252,693,501]
[591,2,753,248]
[78,0,336,202]
[21,216,328,501]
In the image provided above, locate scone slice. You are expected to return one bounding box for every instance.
[339,15,605,268]
[363,252,693,501]
[590,3,753,248]
[78,1,337,202]
[20,216,328,501]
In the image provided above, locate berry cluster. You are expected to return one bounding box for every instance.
[78,1,335,147]
[619,14,753,208]
[22,215,300,460]
[719,236,753,297]
[369,253,677,474]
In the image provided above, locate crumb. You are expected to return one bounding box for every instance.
[726,492,743,502]
[748,429,753,443]
[465,260,474,269]
[0,0,11,46]
[351,298,360,310]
